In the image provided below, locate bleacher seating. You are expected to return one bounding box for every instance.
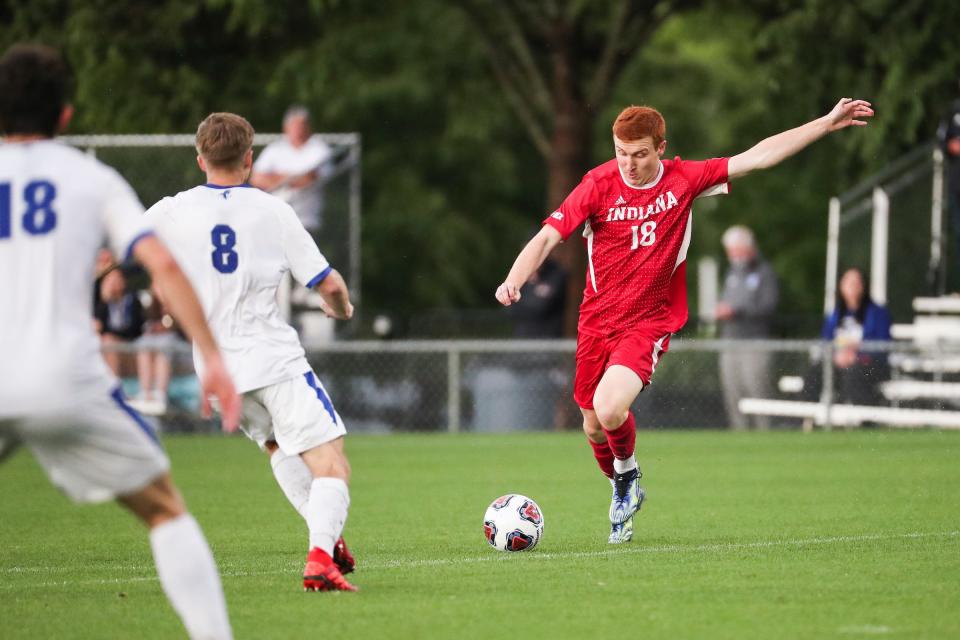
[740,294,960,429]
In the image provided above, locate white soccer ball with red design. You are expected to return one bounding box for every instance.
[482,494,544,552]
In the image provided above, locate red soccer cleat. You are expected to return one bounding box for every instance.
[303,547,358,592]
[333,536,355,575]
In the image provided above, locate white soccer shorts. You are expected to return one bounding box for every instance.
[240,370,346,455]
[1,385,170,504]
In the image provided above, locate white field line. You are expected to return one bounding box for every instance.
[837,625,894,635]
[1,530,956,591]
[373,529,960,569]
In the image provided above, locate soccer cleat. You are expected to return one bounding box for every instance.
[609,468,644,524]
[608,515,634,544]
[303,547,358,592]
[333,536,355,575]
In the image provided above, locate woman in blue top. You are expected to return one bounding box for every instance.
[821,267,892,404]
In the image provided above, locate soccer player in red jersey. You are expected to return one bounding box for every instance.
[495,98,874,543]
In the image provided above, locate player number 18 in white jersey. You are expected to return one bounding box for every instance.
[0,180,58,238]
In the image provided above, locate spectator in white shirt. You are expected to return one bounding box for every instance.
[251,105,332,233]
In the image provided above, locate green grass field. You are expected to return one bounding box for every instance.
[2,430,959,639]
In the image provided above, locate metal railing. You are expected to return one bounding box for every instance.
[824,142,943,315]
[101,337,960,433]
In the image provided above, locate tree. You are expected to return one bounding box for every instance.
[6,0,957,335]
[754,0,960,163]
[461,0,960,332]
[0,0,544,325]
[456,0,700,334]
[749,0,960,318]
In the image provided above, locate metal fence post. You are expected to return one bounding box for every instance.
[824,197,841,316]
[447,347,461,433]
[819,341,834,431]
[697,256,718,335]
[870,187,890,306]
[930,147,946,295]
[348,138,362,305]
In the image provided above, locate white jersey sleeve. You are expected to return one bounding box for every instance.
[101,166,152,260]
[278,203,331,288]
[143,196,173,224]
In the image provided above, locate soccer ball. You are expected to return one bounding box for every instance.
[482,494,544,552]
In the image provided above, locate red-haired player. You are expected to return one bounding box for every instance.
[496,98,874,543]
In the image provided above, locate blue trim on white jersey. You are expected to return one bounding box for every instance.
[203,183,254,189]
[124,230,156,262]
[306,266,333,289]
[110,387,162,447]
[303,371,337,425]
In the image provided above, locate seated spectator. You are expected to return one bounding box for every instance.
[821,267,892,404]
[93,250,145,376]
[133,289,185,415]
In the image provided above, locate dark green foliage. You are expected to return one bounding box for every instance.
[2,0,958,328]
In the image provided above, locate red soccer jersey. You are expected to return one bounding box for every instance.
[543,157,729,338]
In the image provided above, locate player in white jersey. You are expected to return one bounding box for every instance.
[145,112,358,592]
[0,45,240,639]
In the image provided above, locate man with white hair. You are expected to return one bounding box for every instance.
[716,225,779,430]
[250,105,333,233]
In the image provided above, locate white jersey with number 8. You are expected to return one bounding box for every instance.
[145,184,330,394]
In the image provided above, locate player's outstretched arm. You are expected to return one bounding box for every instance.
[495,225,563,306]
[314,268,354,320]
[728,98,874,180]
[133,236,241,432]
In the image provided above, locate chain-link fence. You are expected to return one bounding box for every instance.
[106,338,960,433]
[60,133,362,304]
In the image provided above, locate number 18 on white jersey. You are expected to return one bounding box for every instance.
[0,140,152,415]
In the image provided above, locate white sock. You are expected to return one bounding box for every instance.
[270,448,313,521]
[150,513,232,640]
[613,455,638,475]
[306,477,350,556]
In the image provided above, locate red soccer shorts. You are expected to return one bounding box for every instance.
[573,326,672,409]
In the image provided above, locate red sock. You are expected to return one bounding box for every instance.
[602,412,636,461]
[587,438,615,479]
